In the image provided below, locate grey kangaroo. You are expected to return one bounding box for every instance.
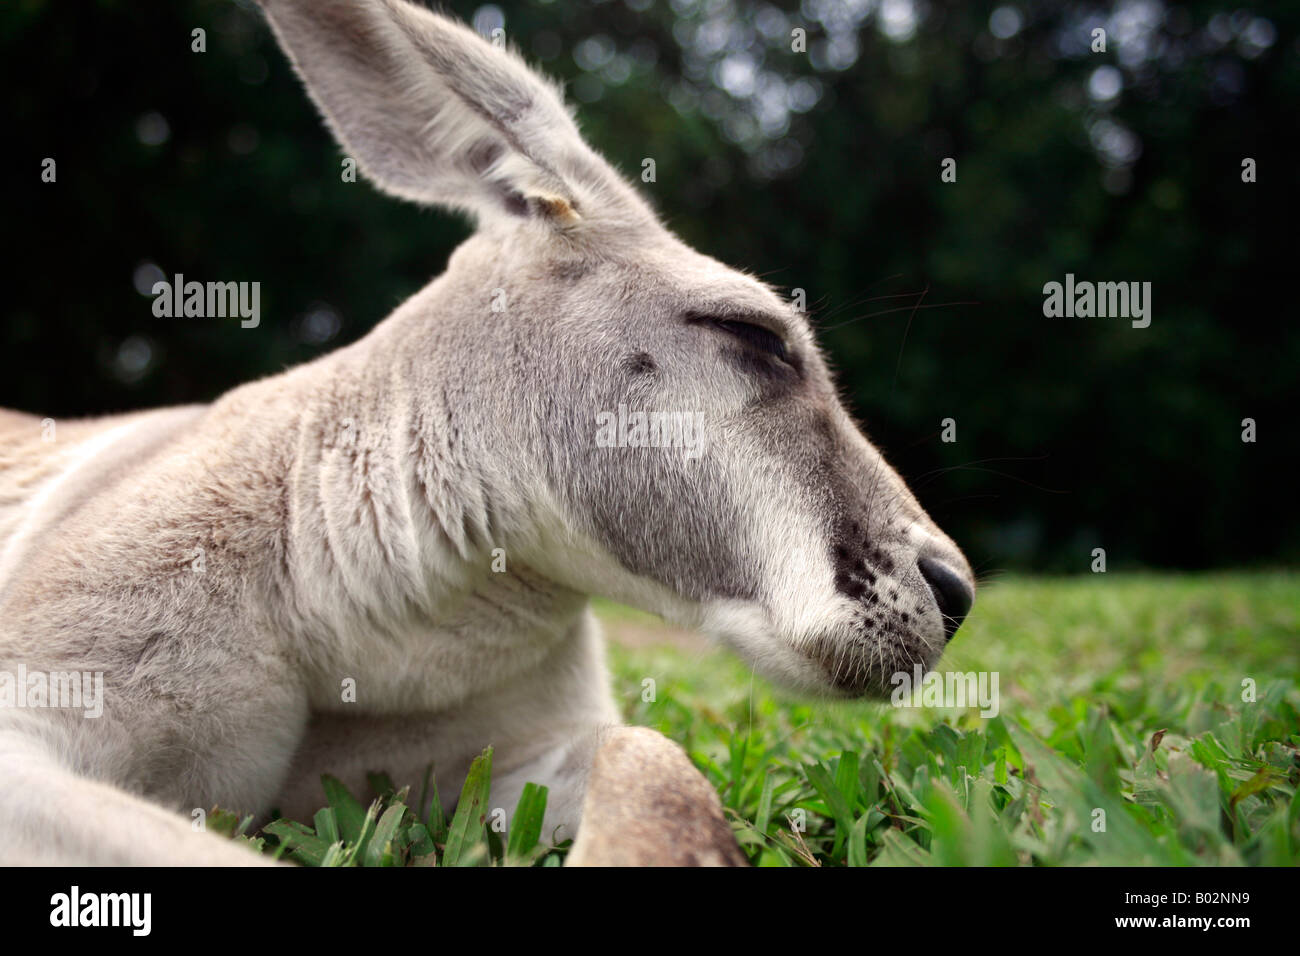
[0,0,975,865]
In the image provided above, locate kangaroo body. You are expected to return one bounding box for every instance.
[0,273,619,862]
[0,0,975,865]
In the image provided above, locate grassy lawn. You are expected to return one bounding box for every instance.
[225,573,1299,866]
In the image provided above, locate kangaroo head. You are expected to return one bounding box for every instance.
[259,0,975,698]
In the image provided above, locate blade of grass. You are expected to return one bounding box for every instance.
[345,800,382,866]
[263,819,333,867]
[754,771,776,838]
[367,771,396,800]
[805,760,854,853]
[320,774,367,846]
[444,748,493,867]
[364,804,409,867]
[506,782,548,863]
[424,768,448,845]
[313,807,339,845]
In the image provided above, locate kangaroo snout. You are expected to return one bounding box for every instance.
[799,516,973,698]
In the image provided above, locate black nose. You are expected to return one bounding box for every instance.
[917,557,974,641]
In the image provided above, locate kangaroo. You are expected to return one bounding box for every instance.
[0,0,975,866]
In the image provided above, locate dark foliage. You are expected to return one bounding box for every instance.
[2,0,1289,571]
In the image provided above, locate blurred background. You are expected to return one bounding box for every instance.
[2,0,1290,573]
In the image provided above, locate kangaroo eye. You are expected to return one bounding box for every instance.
[709,318,789,364]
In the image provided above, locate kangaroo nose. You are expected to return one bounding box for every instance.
[917,556,974,641]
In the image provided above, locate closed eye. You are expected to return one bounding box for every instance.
[713,319,789,362]
[687,313,791,365]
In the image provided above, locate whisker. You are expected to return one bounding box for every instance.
[892,284,929,391]
[806,274,908,328]
[821,298,981,332]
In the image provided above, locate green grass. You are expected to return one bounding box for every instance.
[224,572,1299,866]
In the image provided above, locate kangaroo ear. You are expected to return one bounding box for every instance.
[257,0,587,225]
